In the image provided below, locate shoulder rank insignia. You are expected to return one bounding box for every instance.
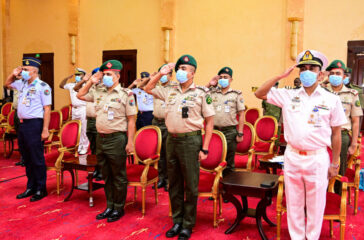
[122,88,133,96]
[323,87,338,95]
[349,89,358,96]
[40,82,46,87]
[230,89,242,95]
[284,86,292,89]
[196,86,209,92]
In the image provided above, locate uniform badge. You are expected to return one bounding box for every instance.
[355,100,361,107]
[337,62,342,68]
[184,56,189,62]
[239,97,244,103]
[206,94,212,104]
[106,62,112,68]
[44,89,50,95]
[129,99,135,106]
[225,68,229,72]
[303,51,313,61]
[25,60,30,65]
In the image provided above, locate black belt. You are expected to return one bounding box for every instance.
[98,131,125,138]
[19,118,43,123]
[87,117,96,120]
[168,130,201,138]
[214,125,236,131]
[154,117,165,122]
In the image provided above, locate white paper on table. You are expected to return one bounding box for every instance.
[269,156,284,163]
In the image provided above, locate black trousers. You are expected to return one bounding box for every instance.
[18,118,47,191]
[136,111,153,130]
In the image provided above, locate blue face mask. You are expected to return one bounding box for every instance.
[75,76,81,83]
[160,75,168,84]
[218,78,229,88]
[21,70,31,81]
[102,75,114,87]
[329,75,343,87]
[299,70,318,87]
[343,77,350,85]
[176,70,189,84]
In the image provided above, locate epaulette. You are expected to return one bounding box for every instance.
[169,81,179,86]
[122,88,133,97]
[349,88,359,96]
[40,81,49,87]
[230,89,242,95]
[196,86,209,92]
[284,86,293,89]
[323,87,338,95]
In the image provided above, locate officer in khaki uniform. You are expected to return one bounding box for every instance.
[152,64,176,191]
[325,60,363,194]
[344,67,364,135]
[145,55,215,240]
[206,67,245,176]
[77,60,137,222]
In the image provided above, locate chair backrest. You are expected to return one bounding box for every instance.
[254,116,277,142]
[49,110,63,131]
[60,105,71,123]
[244,108,260,126]
[60,120,81,149]
[200,130,227,172]
[1,102,12,117]
[236,122,255,154]
[7,110,15,127]
[134,126,161,163]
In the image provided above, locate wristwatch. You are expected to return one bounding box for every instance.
[200,149,209,155]
[237,132,244,137]
[330,163,339,169]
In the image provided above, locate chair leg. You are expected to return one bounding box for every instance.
[75,170,79,186]
[276,212,281,240]
[219,194,222,216]
[213,198,217,228]
[354,188,359,215]
[134,187,137,201]
[340,221,345,240]
[154,182,158,204]
[142,187,146,216]
[330,220,333,237]
[61,170,64,186]
[56,171,60,195]
[348,187,351,204]
[168,197,172,217]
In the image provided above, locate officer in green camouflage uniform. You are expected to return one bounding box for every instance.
[325,60,363,194]
[206,67,245,176]
[145,55,215,240]
[77,60,137,222]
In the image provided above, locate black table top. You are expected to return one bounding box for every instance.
[63,154,98,167]
[221,171,279,190]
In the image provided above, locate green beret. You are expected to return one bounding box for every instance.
[175,54,197,72]
[345,67,352,74]
[326,60,346,71]
[218,67,233,77]
[100,60,123,72]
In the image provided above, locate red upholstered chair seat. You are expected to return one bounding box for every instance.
[253,141,271,152]
[324,192,341,215]
[44,150,74,167]
[345,168,355,182]
[198,171,218,192]
[126,165,158,182]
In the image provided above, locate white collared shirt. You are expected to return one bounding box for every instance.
[267,85,346,150]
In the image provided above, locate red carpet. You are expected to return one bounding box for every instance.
[0,144,364,239]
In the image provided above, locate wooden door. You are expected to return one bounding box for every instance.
[102,50,137,88]
[23,53,54,109]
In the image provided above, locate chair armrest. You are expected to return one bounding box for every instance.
[143,154,160,165]
[213,162,227,173]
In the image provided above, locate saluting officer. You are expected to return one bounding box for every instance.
[152,64,176,191]
[145,55,215,240]
[60,68,89,155]
[5,57,52,202]
[255,50,346,240]
[325,60,363,194]
[77,60,137,222]
[206,67,245,176]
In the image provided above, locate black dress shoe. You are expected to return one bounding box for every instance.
[30,190,48,202]
[153,179,166,189]
[15,161,25,167]
[107,209,124,222]
[96,208,113,220]
[16,189,35,199]
[166,223,182,238]
[178,229,192,240]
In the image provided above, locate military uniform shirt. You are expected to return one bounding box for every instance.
[13,90,19,110]
[210,87,245,127]
[153,82,177,119]
[151,83,215,133]
[267,86,346,151]
[132,88,154,111]
[86,85,97,118]
[64,82,86,107]
[84,85,137,134]
[327,84,363,130]
[11,78,52,119]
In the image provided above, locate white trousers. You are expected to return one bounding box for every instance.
[72,106,89,152]
[284,145,329,240]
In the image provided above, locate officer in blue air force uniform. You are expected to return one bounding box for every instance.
[5,57,52,202]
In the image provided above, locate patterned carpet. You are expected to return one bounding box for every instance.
[0,143,363,240]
